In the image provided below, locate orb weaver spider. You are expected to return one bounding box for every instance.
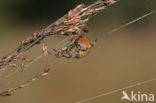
[53,33,97,58]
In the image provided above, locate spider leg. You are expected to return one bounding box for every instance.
[91,38,97,47]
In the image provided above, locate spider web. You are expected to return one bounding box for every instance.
[0,0,155,100]
[0,34,71,91]
[77,9,156,103]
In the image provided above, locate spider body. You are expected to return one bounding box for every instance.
[55,34,96,58]
[76,36,91,58]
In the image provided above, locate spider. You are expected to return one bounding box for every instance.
[53,34,97,58]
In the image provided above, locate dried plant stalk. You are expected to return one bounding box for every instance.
[0,0,119,69]
[0,0,119,96]
[0,68,50,96]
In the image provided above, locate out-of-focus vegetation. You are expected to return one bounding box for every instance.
[0,0,156,103]
[0,0,155,28]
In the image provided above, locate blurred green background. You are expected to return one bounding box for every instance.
[0,0,156,103]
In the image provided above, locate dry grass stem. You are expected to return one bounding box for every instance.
[0,68,50,96]
[0,0,119,70]
[0,0,119,96]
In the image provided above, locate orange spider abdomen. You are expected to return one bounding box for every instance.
[76,36,91,58]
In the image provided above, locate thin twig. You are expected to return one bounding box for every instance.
[0,68,51,96]
[0,0,119,69]
[0,0,119,96]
